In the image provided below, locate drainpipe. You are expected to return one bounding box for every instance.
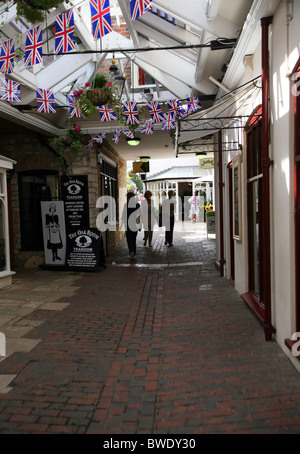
[218,130,225,277]
[261,17,275,341]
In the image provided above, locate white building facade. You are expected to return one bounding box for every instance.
[208,1,300,373]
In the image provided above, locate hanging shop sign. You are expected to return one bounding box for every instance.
[61,175,90,232]
[132,161,149,173]
[65,228,103,272]
[199,157,214,169]
[41,201,67,267]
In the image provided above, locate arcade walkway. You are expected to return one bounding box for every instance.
[0,222,300,434]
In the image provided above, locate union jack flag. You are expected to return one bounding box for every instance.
[0,78,20,102]
[24,26,43,66]
[0,39,15,74]
[93,132,107,143]
[98,105,117,122]
[178,104,188,118]
[55,9,75,54]
[87,135,96,149]
[167,99,181,119]
[112,128,123,144]
[186,96,201,114]
[162,112,175,130]
[67,94,82,118]
[141,119,153,135]
[36,88,56,113]
[146,101,165,123]
[130,0,152,21]
[89,0,112,40]
[123,129,134,139]
[123,101,140,125]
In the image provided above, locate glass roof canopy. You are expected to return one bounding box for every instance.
[0,0,256,160]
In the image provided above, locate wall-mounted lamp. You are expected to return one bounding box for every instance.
[139,156,150,162]
[196,152,207,158]
[126,137,141,146]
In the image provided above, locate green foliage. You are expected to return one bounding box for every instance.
[11,1,69,24]
[91,74,108,89]
[51,124,84,174]
[128,172,143,192]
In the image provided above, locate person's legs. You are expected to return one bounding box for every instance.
[169,217,175,245]
[148,229,153,246]
[144,230,149,246]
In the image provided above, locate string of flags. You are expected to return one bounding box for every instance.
[0,0,202,145]
[0,74,201,141]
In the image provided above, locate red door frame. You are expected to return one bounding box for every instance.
[241,17,275,341]
[293,60,300,332]
[227,162,235,281]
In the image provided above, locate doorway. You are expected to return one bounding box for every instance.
[178,182,192,221]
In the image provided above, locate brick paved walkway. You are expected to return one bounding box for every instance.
[0,222,300,434]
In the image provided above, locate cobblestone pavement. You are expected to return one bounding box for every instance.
[0,222,300,434]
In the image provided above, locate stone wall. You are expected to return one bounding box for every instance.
[0,123,126,268]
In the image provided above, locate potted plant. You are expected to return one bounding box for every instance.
[74,73,117,118]
[8,1,68,23]
[51,124,84,174]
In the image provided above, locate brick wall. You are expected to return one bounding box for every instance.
[0,124,126,268]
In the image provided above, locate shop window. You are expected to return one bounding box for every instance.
[18,171,59,251]
[243,106,265,320]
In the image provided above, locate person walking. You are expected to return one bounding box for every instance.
[189,190,199,223]
[121,192,141,260]
[162,190,176,246]
[141,190,156,247]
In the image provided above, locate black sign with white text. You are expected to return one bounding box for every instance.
[65,228,102,272]
[61,175,89,232]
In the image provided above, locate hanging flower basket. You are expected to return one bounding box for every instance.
[73,73,121,118]
[85,88,110,106]
[11,1,68,23]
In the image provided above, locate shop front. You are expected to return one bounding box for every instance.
[0,155,16,288]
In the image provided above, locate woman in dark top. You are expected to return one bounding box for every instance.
[162,190,176,246]
[121,192,141,260]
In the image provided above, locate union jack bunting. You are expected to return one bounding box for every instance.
[98,105,117,122]
[112,128,123,144]
[141,119,153,135]
[178,105,188,118]
[24,26,43,66]
[123,129,134,139]
[93,132,107,143]
[146,101,165,123]
[67,94,82,118]
[167,99,181,119]
[36,88,56,113]
[161,112,175,130]
[87,135,96,149]
[89,0,112,40]
[130,0,152,21]
[0,78,20,102]
[123,101,140,125]
[55,9,75,54]
[186,96,201,114]
[0,39,15,74]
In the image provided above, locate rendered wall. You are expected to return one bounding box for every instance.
[270,1,300,365]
